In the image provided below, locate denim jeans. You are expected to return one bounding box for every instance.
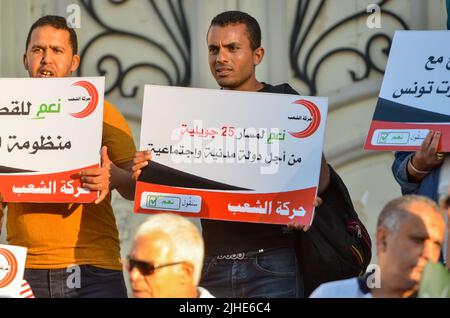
[24,265,128,298]
[200,247,303,298]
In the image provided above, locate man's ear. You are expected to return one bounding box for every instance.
[23,53,29,71]
[70,54,81,73]
[376,226,389,254]
[253,47,265,66]
[178,262,195,285]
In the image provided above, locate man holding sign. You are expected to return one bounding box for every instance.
[364,30,450,265]
[0,16,136,298]
[133,11,370,298]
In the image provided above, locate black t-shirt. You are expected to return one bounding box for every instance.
[201,83,300,255]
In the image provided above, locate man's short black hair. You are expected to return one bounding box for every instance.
[25,15,78,55]
[209,11,261,51]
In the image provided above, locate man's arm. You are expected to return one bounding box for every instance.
[392,132,444,195]
[392,151,419,195]
[132,150,152,181]
[287,154,329,231]
[80,146,112,204]
[131,152,331,192]
[80,146,136,202]
[99,102,137,201]
[406,131,444,183]
[110,160,135,201]
[0,195,4,236]
[318,154,330,195]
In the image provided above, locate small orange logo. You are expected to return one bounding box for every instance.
[70,81,99,119]
[0,248,18,288]
[289,99,321,139]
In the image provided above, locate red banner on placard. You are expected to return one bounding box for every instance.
[134,181,317,226]
[1,165,99,203]
[365,120,450,151]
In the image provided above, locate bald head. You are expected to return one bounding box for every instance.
[375,195,445,297]
[377,195,444,233]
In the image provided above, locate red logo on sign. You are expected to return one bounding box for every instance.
[70,81,99,118]
[0,248,18,288]
[288,99,321,139]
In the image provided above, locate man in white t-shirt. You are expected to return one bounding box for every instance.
[311,195,445,298]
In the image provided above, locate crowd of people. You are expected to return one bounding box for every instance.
[0,10,449,298]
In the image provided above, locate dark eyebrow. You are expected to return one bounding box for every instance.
[31,45,44,50]
[409,232,442,247]
[30,44,65,51]
[208,42,240,49]
[223,42,239,48]
[50,45,65,51]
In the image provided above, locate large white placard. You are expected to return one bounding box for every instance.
[366,31,450,151]
[135,85,328,226]
[0,77,104,202]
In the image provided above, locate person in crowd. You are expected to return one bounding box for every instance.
[132,11,371,298]
[0,15,136,298]
[128,213,214,298]
[311,195,445,298]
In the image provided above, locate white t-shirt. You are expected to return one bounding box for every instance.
[310,278,372,298]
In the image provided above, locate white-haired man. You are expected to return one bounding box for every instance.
[311,195,445,298]
[127,213,213,298]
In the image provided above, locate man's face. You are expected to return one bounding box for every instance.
[207,23,263,91]
[128,232,186,298]
[23,25,80,78]
[378,202,445,295]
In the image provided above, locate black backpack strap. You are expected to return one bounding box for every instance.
[296,165,372,296]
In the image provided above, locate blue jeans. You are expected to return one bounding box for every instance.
[200,247,303,298]
[24,265,128,298]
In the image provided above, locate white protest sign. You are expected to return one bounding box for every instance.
[0,77,104,203]
[0,245,27,298]
[134,85,328,226]
[366,31,450,151]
